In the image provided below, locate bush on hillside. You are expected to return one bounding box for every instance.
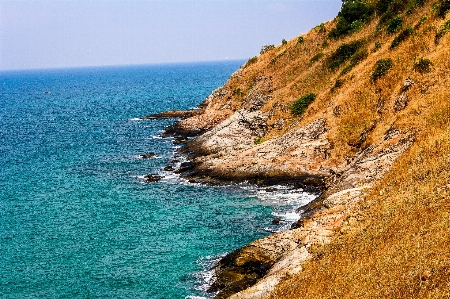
[298,36,305,44]
[414,57,433,73]
[245,56,258,67]
[387,17,403,34]
[435,19,450,43]
[316,23,327,33]
[254,137,265,145]
[260,44,275,54]
[331,79,344,92]
[310,52,324,64]
[390,26,413,49]
[329,0,374,38]
[327,40,363,70]
[371,58,393,81]
[341,49,369,75]
[378,0,425,25]
[282,39,288,46]
[437,0,450,18]
[374,41,383,51]
[291,93,316,116]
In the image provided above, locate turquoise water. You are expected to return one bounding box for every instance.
[0,62,316,298]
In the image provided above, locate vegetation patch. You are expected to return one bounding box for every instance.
[374,41,382,51]
[390,25,413,49]
[260,44,275,54]
[378,0,425,25]
[329,0,374,38]
[414,57,433,73]
[331,79,344,92]
[254,137,265,145]
[297,36,305,44]
[291,93,316,116]
[282,39,288,46]
[386,17,403,34]
[327,40,363,70]
[341,49,369,75]
[435,19,450,43]
[436,0,450,18]
[371,58,393,81]
[310,52,324,64]
[316,23,327,33]
[245,56,258,67]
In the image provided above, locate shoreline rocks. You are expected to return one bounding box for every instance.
[141,109,202,120]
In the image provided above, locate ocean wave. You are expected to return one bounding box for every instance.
[189,253,227,298]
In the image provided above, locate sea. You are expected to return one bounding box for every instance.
[0,61,317,299]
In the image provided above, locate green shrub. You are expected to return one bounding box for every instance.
[245,56,258,67]
[371,58,393,81]
[310,52,324,64]
[437,0,450,18]
[316,23,327,33]
[233,88,244,96]
[331,79,344,92]
[390,25,413,49]
[260,44,275,54]
[322,40,329,48]
[378,0,423,25]
[327,40,363,70]
[291,93,316,116]
[254,137,265,145]
[387,17,403,34]
[414,58,433,73]
[298,36,305,44]
[435,19,450,43]
[341,49,369,75]
[329,0,374,38]
[282,39,288,46]
[374,41,382,51]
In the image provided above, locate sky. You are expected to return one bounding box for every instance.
[0,0,342,71]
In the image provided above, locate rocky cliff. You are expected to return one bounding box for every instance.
[163,0,450,297]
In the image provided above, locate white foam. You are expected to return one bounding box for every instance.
[190,253,227,296]
[128,117,142,121]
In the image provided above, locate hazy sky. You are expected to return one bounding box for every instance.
[0,0,342,70]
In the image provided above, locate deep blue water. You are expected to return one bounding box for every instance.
[0,62,315,298]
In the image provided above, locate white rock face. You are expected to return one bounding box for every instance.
[194,109,268,154]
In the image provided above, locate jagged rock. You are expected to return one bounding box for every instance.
[173,137,189,145]
[271,218,281,224]
[140,152,157,159]
[141,110,202,119]
[189,109,268,155]
[394,77,415,111]
[144,174,162,182]
[163,166,174,171]
[175,161,193,173]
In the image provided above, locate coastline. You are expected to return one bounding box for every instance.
[149,73,414,298]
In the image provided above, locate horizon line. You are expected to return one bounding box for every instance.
[0,58,248,73]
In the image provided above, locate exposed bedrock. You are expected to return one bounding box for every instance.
[183,117,332,187]
[210,128,415,299]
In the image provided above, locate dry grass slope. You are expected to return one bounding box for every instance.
[259,0,450,297]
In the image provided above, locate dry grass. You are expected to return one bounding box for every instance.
[270,109,450,298]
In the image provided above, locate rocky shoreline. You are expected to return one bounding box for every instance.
[147,90,414,298]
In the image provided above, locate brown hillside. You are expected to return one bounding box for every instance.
[168,0,449,297]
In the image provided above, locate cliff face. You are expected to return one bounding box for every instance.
[167,0,450,297]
